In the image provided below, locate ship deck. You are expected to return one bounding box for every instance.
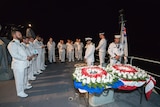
[0,61,160,107]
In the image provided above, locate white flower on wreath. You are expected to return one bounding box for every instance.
[103,78,109,83]
[97,77,101,83]
[102,74,106,80]
[91,77,96,83]
[128,75,132,79]
[133,75,137,79]
[130,72,134,76]
[118,72,122,77]
[82,79,87,84]
[86,77,91,84]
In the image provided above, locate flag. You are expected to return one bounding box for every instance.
[120,23,128,63]
[145,76,156,100]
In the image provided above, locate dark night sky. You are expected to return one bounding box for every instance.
[0,0,160,60]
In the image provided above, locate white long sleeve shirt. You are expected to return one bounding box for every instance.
[77,42,84,51]
[108,42,124,58]
[84,43,95,62]
[47,41,56,51]
[7,39,29,69]
[57,43,66,52]
[96,38,107,52]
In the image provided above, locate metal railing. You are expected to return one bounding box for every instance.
[128,56,160,91]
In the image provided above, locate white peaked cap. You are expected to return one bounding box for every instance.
[85,37,92,41]
[114,35,121,38]
[99,32,105,35]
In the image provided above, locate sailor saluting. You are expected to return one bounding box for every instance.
[84,37,95,66]
[108,35,124,65]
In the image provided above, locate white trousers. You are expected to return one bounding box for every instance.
[13,67,26,95]
[59,50,65,62]
[77,50,83,60]
[28,63,34,79]
[68,51,74,62]
[41,52,45,69]
[48,49,56,62]
[36,52,42,70]
[99,51,106,65]
[75,49,78,59]
[24,67,29,88]
[33,58,38,74]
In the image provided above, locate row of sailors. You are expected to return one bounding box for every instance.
[47,33,107,65]
[84,34,124,66]
[47,38,84,63]
[7,29,47,98]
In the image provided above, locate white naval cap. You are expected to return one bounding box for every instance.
[85,37,92,41]
[99,32,105,35]
[114,35,121,38]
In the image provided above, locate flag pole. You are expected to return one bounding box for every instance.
[119,9,128,64]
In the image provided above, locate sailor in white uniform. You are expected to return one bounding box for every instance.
[66,39,70,60]
[96,32,107,66]
[47,37,56,63]
[33,36,45,73]
[77,39,84,61]
[21,37,33,89]
[67,40,75,62]
[108,35,124,65]
[7,29,32,97]
[40,37,46,70]
[57,40,66,62]
[28,37,39,75]
[74,39,79,60]
[26,37,37,80]
[84,37,95,66]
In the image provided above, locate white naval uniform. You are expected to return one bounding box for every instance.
[74,42,78,59]
[96,38,107,66]
[33,39,43,72]
[7,39,29,96]
[57,43,66,62]
[84,43,95,66]
[47,41,56,63]
[108,42,124,65]
[27,42,37,79]
[66,42,69,59]
[40,41,46,70]
[21,42,32,88]
[28,41,39,75]
[67,43,75,62]
[77,42,84,60]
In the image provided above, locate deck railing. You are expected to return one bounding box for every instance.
[128,56,160,91]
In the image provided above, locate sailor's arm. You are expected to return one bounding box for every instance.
[84,45,95,59]
[108,43,116,58]
[96,39,104,50]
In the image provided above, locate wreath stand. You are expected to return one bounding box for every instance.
[89,89,114,106]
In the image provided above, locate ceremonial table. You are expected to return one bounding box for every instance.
[73,64,156,106]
